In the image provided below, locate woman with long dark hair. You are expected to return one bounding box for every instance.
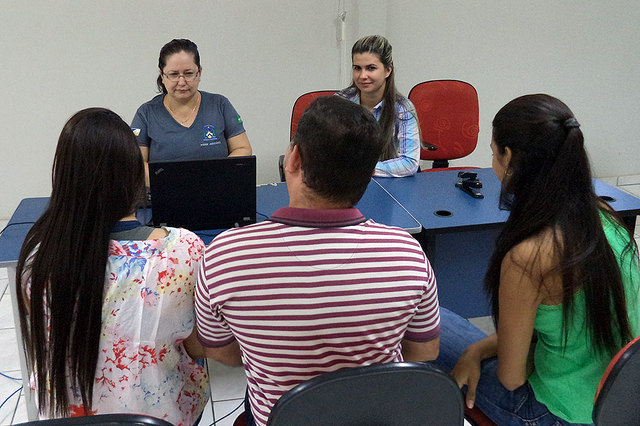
[16,108,208,424]
[337,35,420,177]
[434,94,640,425]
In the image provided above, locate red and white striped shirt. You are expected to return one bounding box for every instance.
[195,207,439,426]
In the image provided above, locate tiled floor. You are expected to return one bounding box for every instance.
[1,187,639,425]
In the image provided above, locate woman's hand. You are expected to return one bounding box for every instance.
[452,334,498,409]
[452,346,483,408]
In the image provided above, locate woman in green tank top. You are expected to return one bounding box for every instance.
[433,94,640,425]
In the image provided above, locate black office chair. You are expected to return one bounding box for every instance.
[278,155,285,182]
[266,362,464,426]
[592,335,640,425]
[15,413,173,425]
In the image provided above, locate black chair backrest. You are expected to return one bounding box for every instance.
[267,362,464,426]
[593,335,640,425]
[15,413,173,425]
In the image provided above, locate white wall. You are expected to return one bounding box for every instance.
[1,1,639,219]
[0,1,347,218]
[387,0,640,176]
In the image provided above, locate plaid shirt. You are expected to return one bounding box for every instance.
[337,89,420,177]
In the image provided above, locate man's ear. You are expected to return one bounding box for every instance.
[285,145,301,174]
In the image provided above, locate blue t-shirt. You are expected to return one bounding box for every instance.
[131,91,246,162]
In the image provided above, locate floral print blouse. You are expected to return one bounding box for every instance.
[27,227,209,425]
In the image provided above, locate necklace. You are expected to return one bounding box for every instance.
[165,92,200,125]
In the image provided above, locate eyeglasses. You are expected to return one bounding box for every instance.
[162,70,200,82]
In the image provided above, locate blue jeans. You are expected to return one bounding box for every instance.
[432,307,592,426]
[244,388,257,426]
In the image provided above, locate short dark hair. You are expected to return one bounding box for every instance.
[292,96,383,206]
[156,38,201,94]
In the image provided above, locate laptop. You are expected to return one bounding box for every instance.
[148,156,256,230]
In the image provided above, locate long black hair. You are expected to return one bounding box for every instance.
[486,94,636,358]
[16,108,145,416]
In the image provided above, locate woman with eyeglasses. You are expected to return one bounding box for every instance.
[132,38,252,185]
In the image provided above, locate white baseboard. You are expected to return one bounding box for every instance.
[617,174,640,186]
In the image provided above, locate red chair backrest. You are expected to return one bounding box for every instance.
[290,90,337,140]
[464,404,496,426]
[408,80,479,162]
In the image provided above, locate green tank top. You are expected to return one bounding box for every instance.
[528,213,640,423]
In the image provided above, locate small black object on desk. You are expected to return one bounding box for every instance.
[455,171,484,199]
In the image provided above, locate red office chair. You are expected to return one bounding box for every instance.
[464,405,497,426]
[592,335,640,425]
[279,90,337,181]
[233,411,247,426]
[408,80,479,171]
[290,90,338,140]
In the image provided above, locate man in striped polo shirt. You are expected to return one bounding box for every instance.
[194,96,440,426]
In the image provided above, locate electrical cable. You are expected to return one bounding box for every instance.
[0,386,22,413]
[0,372,21,381]
[211,399,244,425]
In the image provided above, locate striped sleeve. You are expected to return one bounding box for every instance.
[195,245,236,348]
[404,254,440,342]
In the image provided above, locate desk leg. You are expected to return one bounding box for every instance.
[8,265,39,421]
[419,228,501,318]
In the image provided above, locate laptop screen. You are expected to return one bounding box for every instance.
[149,156,256,230]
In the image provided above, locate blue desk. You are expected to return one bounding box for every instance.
[377,168,640,317]
[374,169,506,317]
[138,179,422,245]
[256,180,421,234]
[0,197,49,421]
[3,171,639,318]
[0,180,420,266]
[0,198,49,267]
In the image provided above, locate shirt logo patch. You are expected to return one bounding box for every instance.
[237,115,243,123]
[202,125,220,146]
[203,125,219,141]
[132,128,141,136]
